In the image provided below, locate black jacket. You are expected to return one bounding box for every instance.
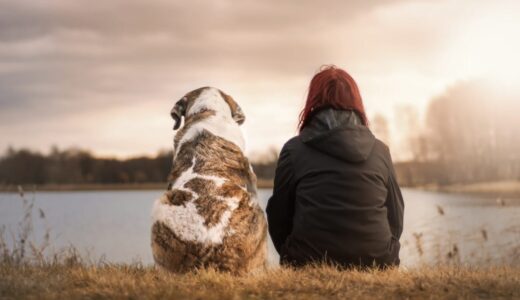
[266,108,404,268]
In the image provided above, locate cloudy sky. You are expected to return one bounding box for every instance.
[1,0,519,160]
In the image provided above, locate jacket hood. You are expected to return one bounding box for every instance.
[300,108,375,162]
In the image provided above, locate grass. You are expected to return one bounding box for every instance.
[1,263,520,299]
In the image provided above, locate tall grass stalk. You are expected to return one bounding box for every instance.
[0,186,51,265]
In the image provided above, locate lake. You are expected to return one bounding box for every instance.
[0,188,519,267]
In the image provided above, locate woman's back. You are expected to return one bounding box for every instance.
[267,108,402,267]
[266,66,403,268]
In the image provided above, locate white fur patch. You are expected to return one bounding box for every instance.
[187,88,232,118]
[151,157,240,245]
[152,197,239,245]
[170,156,227,190]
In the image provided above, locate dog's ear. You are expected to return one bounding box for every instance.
[171,97,187,130]
[219,91,245,125]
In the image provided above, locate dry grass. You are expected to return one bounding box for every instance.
[0,263,519,299]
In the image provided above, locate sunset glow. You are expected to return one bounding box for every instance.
[1,0,519,160]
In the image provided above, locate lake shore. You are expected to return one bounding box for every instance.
[0,179,275,193]
[420,180,520,199]
[2,180,520,200]
[1,263,519,299]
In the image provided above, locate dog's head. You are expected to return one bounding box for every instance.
[171,87,245,130]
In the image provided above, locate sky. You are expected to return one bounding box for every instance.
[1,0,519,160]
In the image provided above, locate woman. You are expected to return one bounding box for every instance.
[266,65,404,268]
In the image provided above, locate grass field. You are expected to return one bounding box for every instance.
[1,262,519,299]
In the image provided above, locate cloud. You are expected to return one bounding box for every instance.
[1,0,518,158]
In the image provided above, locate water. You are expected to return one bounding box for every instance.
[0,189,519,267]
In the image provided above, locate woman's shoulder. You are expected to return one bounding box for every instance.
[276,136,306,163]
[373,138,390,153]
[372,138,395,171]
[280,136,303,151]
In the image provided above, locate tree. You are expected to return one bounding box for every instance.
[422,80,520,183]
[371,114,390,146]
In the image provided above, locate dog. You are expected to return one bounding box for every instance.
[151,87,267,274]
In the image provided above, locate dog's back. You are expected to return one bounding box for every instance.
[151,87,267,273]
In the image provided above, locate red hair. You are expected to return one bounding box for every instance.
[298,65,367,131]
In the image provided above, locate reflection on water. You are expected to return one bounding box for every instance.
[0,189,519,267]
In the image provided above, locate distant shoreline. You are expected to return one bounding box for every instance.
[0,179,275,192]
[417,180,520,199]
[2,180,519,199]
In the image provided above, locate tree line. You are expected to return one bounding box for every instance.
[0,147,172,185]
[393,80,520,186]
[0,146,278,186]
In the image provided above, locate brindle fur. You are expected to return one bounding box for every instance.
[166,189,193,206]
[152,88,267,274]
[173,109,216,152]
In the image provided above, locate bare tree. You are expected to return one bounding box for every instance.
[371,114,391,146]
